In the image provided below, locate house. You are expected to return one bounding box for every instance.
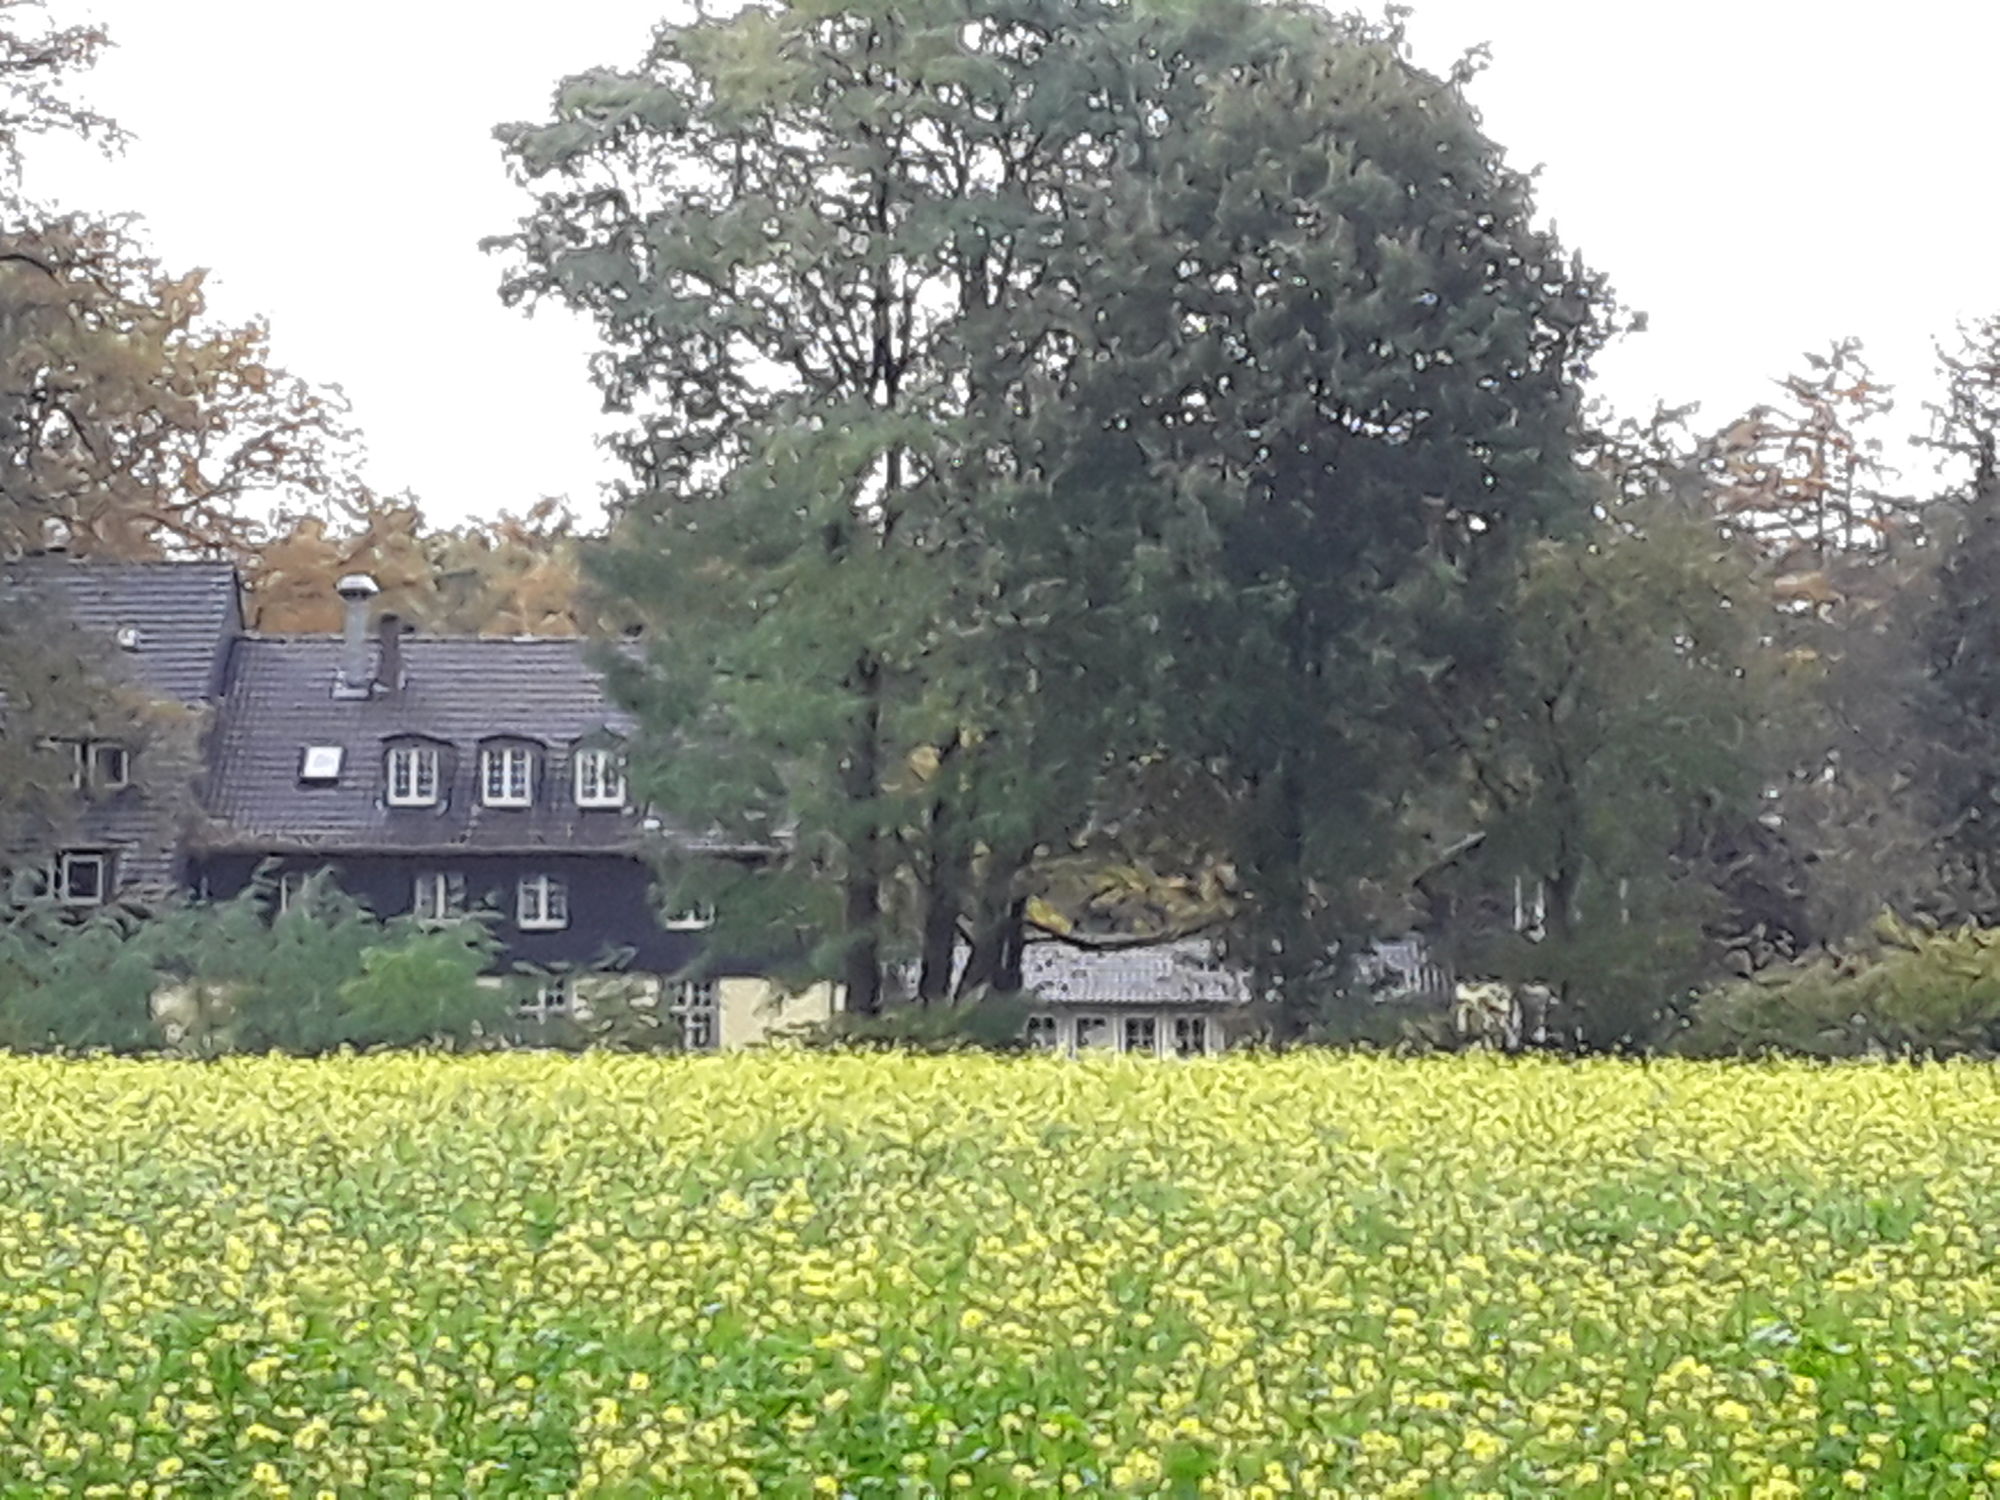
[186,574,834,1045]
[1012,933,1455,1056]
[0,555,242,905]
[1017,939,1250,1056]
[7,560,830,1047]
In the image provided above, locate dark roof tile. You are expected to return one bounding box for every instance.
[2,556,240,704]
[203,636,653,854]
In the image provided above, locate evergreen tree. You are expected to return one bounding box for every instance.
[1917,316,2000,917]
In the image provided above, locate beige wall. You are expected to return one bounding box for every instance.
[719,977,841,1049]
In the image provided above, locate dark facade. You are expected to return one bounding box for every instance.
[194,851,707,974]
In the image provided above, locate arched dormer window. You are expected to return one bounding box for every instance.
[384,736,449,808]
[572,734,627,809]
[478,737,542,809]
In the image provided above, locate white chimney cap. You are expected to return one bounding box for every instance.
[334,573,380,601]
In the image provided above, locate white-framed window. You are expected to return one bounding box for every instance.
[1172,1015,1210,1058]
[517,977,572,1020]
[90,742,129,790]
[1024,1014,1061,1051]
[671,979,720,1051]
[54,851,109,907]
[412,871,463,923]
[481,746,533,808]
[63,739,129,792]
[1074,1014,1111,1052]
[1122,1015,1159,1057]
[664,902,716,931]
[573,747,626,808]
[386,744,441,807]
[516,874,569,931]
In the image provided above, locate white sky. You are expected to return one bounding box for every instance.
[24,0,2000,524]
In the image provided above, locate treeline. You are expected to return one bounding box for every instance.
[484,0,2000,1051]
[13,0,2000,1056]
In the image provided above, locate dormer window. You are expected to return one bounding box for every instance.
[480,745,533,807]
[573,747,626,808]
[63,739,129,792]
[386,744,440,807]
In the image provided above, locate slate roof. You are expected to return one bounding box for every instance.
[1014,935,1452,1007]
[0,558,242,896]
[1020,938,1254,1008]
[200,635,656,855]
[1,556,240,705]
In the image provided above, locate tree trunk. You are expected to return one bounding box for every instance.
[958,852,1028,996]
[1264,757,1315,1046]
[996,896,1026,992]
[841,655,883,1016]
[917,815,964,1004]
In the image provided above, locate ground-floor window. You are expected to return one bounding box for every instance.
[672,979,719,1051]
[1172,1015,1210,1057]
[1024,1014,1061,1050]
[411,870,464,923]
[519,977,572,1020]
[516,874,570,930]
[1074,1014,1111,1051]
[54,850,109,906]
[1122,1015,1160,1056]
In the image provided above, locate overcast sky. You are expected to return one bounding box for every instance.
[24,0,2000,524]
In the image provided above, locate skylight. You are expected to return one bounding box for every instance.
[300,745,344,783]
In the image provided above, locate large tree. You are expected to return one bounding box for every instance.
[1415,493,1786,1046]
[1051,7,1614,1028]
[0,217,367,558]
[494,0,1175,1011]
[0,3,363,560]
[1913,316,2000,920]
[493,0,1614,1021]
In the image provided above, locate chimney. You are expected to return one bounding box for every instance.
[333,574,380,699]
[376,611,405,694]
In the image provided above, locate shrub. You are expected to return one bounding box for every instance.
[0,874,507,1055]
[808,993,1033,1052]
[335,921,506,1049]
[1682,913,2000,1058]
[0,903,161,1052]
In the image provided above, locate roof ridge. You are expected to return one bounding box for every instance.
[240,632,590,646]
[4,555,237,570]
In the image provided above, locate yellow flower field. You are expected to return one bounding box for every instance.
[2,1053,1998,1498]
